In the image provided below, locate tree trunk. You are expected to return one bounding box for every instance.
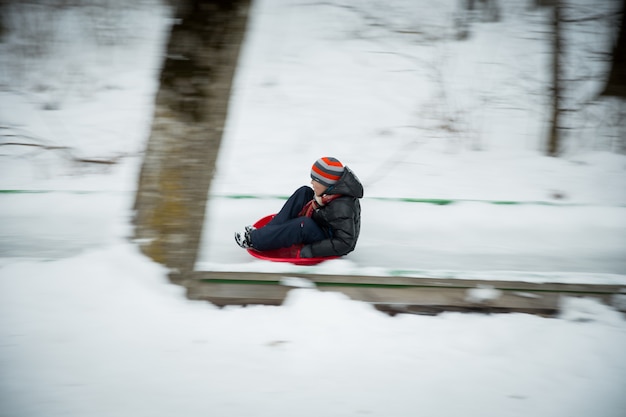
[547,1,562,156]
[133,0,251,278]
[601,0,626,97]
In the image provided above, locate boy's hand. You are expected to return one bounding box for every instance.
[299,245,313,258]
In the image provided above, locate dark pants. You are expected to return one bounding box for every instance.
[249,186,326,251]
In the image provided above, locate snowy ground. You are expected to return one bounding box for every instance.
[1,1,626,416]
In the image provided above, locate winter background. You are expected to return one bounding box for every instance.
[1,0,626,416]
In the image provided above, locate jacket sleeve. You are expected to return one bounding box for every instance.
[308,198,358,257]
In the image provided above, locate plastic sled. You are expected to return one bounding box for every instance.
[246,214,339,266]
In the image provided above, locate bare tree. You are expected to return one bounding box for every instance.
[547,0,563,156]
[455,0,501,40]
[601,0,626,97]
[134,0,251,277]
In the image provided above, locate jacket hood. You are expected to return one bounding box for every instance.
[327,166,363,198]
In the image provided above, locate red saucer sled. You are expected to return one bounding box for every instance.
[246,214,339,266]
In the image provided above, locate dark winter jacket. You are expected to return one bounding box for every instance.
[302,167,364,258]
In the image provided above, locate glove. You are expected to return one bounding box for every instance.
[314,195,324,206]
[299,245,313,258]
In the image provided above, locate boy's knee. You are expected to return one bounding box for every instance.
[295,185,313,197]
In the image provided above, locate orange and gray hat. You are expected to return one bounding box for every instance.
[311,157,344,188]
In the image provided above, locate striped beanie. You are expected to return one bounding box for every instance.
[311,157,344,188]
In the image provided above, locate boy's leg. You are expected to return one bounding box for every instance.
[267,186,314,225]
[250,217,325,251]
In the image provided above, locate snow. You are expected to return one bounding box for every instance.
[1,0,626,416]
[465,285,503,304]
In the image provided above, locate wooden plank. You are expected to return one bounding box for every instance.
[185,280,288,306]
[191,271,625,294]
[183,271,626,316]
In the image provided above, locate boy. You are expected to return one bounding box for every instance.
[235,157,363,258]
